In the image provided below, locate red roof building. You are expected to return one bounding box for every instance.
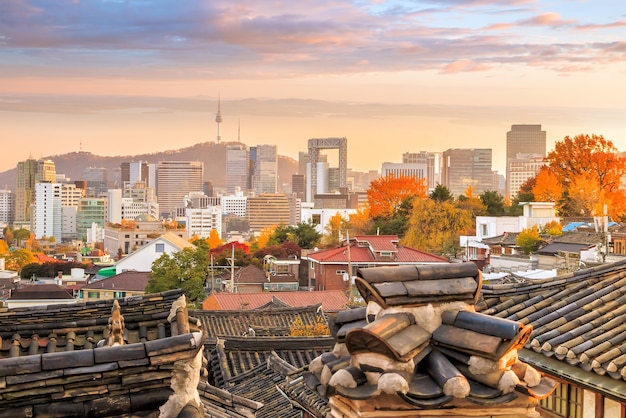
[304,235,448,291]
[202,290,349,313]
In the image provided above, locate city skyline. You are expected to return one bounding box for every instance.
[1,1,625,174]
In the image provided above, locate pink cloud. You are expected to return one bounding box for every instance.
[575,20,626,31]
[441,59,491,73]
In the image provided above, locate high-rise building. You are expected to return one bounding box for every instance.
[60,183,85,241]
[402,151,439,190]
[506,124,546,198]
[381,162,426,181]
[15,158,56,225]
[251,144,278,194]
[121,161,150,186]
[307,137,348,202]
[156,161,204,218]
[508,155,547,199]
[76,197,108,242]
[246,193,292,233]
[291,174,306,200]
[221,191,247,218]
[226,144,250,194]
[108,182,159,224]
[441,148,493,197]
[0,189,15,226]
[182,192,222,239]
[34,182,63,241]
[83,167,109,197]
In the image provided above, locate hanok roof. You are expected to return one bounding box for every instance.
[8,283,74,300]
[208,335,335,389]
[191,304,324,341]
[304,263,558,416]
[481,232,519,246]
[477,258,626,402]
[202,290,349,312]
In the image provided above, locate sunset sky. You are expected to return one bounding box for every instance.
[1,0,625,175]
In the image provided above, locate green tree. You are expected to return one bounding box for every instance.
[146,247,209,307]
[13,228,31,246]
[429,184,454,203]
[516,226,542,255]
[270,223,321,249]
[403,199,473,257]
[480,191,506,216]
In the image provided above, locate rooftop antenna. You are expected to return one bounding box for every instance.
[215,93,223,144]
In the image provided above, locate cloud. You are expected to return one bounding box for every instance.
[441,59,491,73]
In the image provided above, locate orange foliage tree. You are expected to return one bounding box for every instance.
[545,134,626,218]
[532,167,563,204]
[367,174,428,218]
[256,225,276,249]
[347,206,372,235]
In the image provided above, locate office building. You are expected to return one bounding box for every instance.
[0,189,15,226]
[34,183,63,241]
[441,148,493,197]
[15,158,56,224]
[221,191,247,218]
[121,161,150,187]
[76,197,108,242]
[226,144,250,194]
[307,137,347,202]
[251,144,278,194]
[506,124,546,198]
[83,167,109,197]
[108,182,159,224]
[157,161,204,218]
[402,151,439,190]
[508,155,548,199]
[246,193,292,233]
[381,162,427,182]
[182,192,222,239]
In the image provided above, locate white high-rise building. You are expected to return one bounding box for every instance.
[252,144,278,194]
[0,189,15,226]
[157,161,204,218]
[34,182,63,241]
[184,192,222,239]
[221,190,247,217]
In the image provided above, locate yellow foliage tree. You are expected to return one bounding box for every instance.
[207,229,223,249]
[256,225,275,249]
[289,316,330,337]
[347,206,372,234]
[403,199,473,256]
[323,212,346,248]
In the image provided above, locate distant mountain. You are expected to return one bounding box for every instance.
[0,141,298,192]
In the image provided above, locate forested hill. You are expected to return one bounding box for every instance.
[0,141,298,191]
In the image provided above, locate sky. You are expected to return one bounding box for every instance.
[1,0,625,175]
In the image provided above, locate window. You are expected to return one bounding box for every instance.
[311,214,321,225]
[114,291,127,298]
[540,381,583,418]
[336,270,346,275]
[155,243,164,253]
[87,291,99,299]
[480,223,488,236]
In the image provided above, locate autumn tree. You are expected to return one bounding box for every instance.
[456,186,486,218]
[545,134,626,217]
[541,220,563,236]
[403,199,473,257]
[2,249,37,273]
[511,176,536,215]
[516,226,541,255]
[532,167,563,204]
[346,206,372,235]
[367,174,428,218]
[207,229,223,249]
[3,227,14,247]
[0,240,9,255]
[322,212,347,248]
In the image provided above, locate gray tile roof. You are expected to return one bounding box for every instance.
[477,258,626,402]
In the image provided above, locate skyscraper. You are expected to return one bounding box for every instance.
[251,144,278,194]
[34,182,63,241]
[0,189,15,226]
[506,124,546,198]
[441,149,493,197]
[15,158,56,225]
[157,161,204,218]
[226,144,249,194]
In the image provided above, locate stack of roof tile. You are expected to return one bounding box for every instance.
[307,263,559,417]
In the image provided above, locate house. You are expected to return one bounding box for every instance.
[5,283,77,309]
[536,230,606,271]
[202,290,349,313]
[478,259,626,417]
[304,235,448,291]
[114,230,195,274]
[78,270,152,301]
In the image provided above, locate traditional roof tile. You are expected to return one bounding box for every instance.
[477,258,626,402]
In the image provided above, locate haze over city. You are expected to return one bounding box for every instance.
[1,0,625,174]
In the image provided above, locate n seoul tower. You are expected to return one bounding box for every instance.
[215,94,223,143]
